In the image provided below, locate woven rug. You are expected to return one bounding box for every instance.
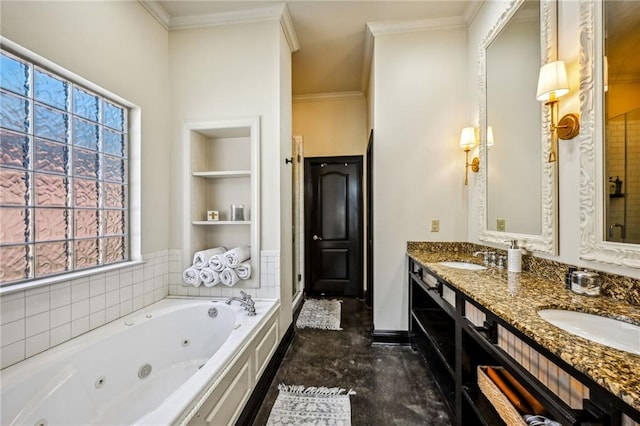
[266,384,354,426]
[296,299,342,330]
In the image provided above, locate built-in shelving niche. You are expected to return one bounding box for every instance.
[182,117,260,289]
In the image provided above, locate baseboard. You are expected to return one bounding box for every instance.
[236,322,295,425]
[371,329,411,345]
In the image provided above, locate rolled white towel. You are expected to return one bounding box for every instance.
[223,246,251,268]
[220,267,240,287]
[208,254,225,272]
[182,267,201,287]
[192,247,226,269]
[236,261,251,280]
[199,267,221,287]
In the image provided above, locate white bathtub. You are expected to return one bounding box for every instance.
[1,297,279,426]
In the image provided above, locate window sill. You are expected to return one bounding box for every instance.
[0,260,146,297]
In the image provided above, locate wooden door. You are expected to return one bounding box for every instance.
[304,156,363,297]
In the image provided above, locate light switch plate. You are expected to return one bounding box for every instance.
[497,219,506,232]
[431,219,440,232]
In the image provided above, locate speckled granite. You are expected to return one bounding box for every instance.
[407,243,640,416]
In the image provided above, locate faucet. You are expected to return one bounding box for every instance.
[225,291,256,316]
[473,251,489,266]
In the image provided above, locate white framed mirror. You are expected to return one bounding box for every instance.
[579,0,640,267]
[478,0,558,254]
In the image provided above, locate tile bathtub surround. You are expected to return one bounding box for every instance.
[408,245,640,415]
[407,241,640,307]
[168,249,280,300]
[0,250,170,369]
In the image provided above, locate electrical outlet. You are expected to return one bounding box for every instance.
[431,219,440,232]
[497,219,506,232]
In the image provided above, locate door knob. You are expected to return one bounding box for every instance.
[313,235,323,241]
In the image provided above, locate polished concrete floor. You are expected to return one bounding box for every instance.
[252,297,452,425]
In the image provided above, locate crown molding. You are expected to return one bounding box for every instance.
[293,91,365,103]
[366,15,467,37]
[463,0,484,26]
[280,4,300,52]
[138,0,170,31]
[361,25,375,95]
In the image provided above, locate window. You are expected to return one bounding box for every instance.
[0,48,129,286]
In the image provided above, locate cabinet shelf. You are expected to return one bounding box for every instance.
[411,308,455,375]
[192,170,251,179]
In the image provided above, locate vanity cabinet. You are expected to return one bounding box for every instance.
[183,117,261,288]
[408,258,617,426]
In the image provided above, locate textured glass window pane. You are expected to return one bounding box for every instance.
[103,128,124,157]
[0,207,29,244]
[75,238,99,269]
[35,241,69,277]
[103,101,124,132]
[104,155,125,183]
[104,183,125,208]
[104,236,125,263]
[34,104,68,143]
[74,178,99,208]
[0,53,29,96]
[0,91,29,133]
[73,117,99,151]
[73,87,99,122]
[0,168,28,205]
[35,173,67,207]
[35,139,67,174]
[35,208,69,241]
[0,245,31,282]
[1,131,29,169]
[34,69,68,111]
[73,147,99,179]
[75,209,99,238]
[104,210,125,236]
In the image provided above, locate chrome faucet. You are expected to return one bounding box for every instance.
[225,291,256,316]
[473,251,489,265]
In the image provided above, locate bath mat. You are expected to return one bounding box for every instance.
[266,384,354,426]
[296,299,342,330]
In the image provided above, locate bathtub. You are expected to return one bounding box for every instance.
[1,297,279,426]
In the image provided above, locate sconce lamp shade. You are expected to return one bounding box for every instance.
[487,126,495,147]
[459,127,476,150]
[536,61,570,102]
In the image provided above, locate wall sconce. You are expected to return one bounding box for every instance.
[536,60,580,162]
[460,127,478,185]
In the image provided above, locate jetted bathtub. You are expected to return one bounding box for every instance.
[1,297,279,426]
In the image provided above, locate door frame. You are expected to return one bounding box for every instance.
[304,155,364,297]
[366,131,373,308]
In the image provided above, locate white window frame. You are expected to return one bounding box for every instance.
[0,37,142,296]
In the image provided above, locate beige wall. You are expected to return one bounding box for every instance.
[372,27,468,331]
[293,97,368,157]
[0,1,171,255]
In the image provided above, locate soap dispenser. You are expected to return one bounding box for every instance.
[507,240,522,273]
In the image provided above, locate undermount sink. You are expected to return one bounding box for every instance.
[538,309,640,355]
[437,261,486,271]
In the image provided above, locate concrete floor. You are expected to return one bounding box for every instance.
[252,297,452,425]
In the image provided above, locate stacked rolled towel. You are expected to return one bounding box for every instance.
[223,246,251,268]
[199,267,221,287]
[208,253,226,272]
[182,267,201,287]
[193,247,226,269]
[235,261,252,280]
[220,268,240,287]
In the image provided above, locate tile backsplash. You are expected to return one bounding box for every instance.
[1,249,280,370]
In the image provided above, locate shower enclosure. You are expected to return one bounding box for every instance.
[606,107,640,244]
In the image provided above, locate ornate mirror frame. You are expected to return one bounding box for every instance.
[578,0,640,268]
[478,0,558,254]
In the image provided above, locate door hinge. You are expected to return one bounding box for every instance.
[297,154,301,162]
[298,274,302,282]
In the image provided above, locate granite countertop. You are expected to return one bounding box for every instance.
[407,247,640,415]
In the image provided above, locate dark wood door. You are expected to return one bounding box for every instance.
[305,156,363,297]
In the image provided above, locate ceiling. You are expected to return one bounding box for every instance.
[151,1,480,97]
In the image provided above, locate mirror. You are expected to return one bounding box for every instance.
[478,0,558,254]
[579,0,640,267]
